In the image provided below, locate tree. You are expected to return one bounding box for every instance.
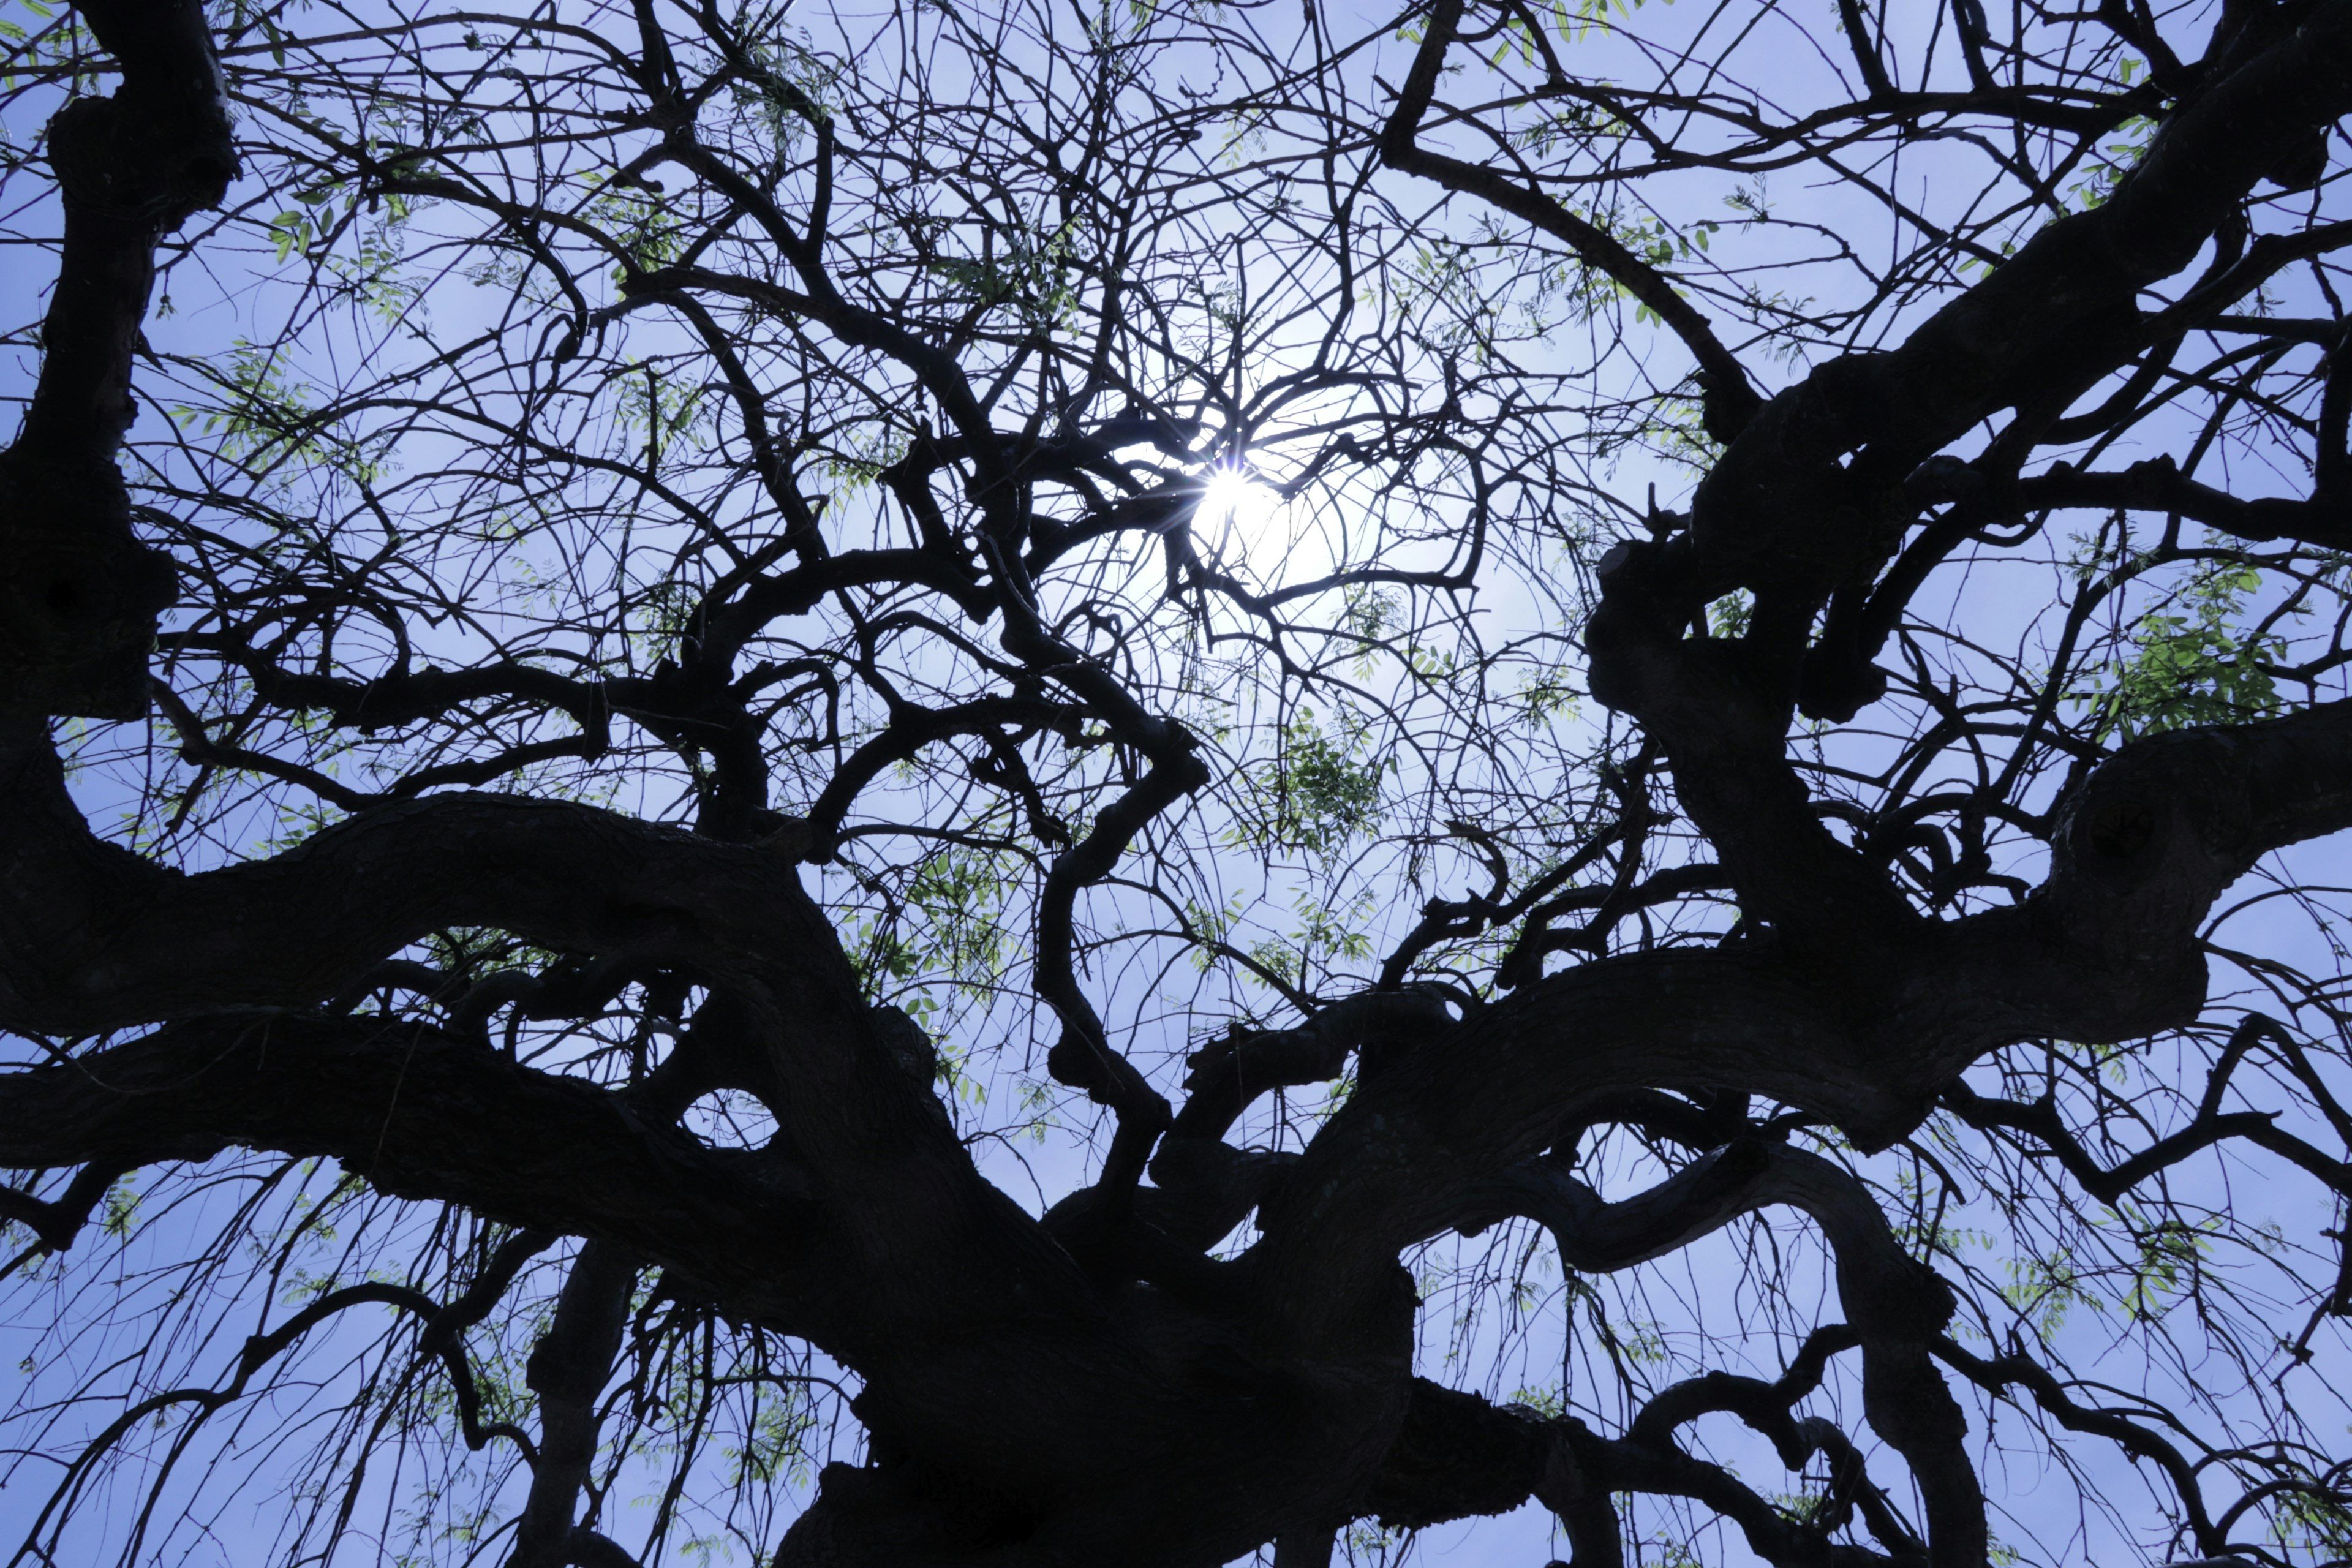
[1,0,2348,1562]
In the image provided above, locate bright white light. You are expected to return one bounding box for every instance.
[1199,464,1281,542]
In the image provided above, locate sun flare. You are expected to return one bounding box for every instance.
[1198,465,1281,542]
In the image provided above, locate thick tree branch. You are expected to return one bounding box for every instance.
[1991,456,2351,551]
[0,719,1098,1363]
[0,1014,821,1323]
[0,0,235,717]
[1362,1376,1917,1568]
[1573,0,2352,964]
[514,1241,642,1568]
[1259,699,2352,1328]
[1169,987,1457,1142]
[0,718,851,1036]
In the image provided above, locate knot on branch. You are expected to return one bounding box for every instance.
[1365,1379,1551,1530]
[1140,1136,1300,1250]
[1045,1030,1120,1104]
[1171,987,1457,1142]
[47,89,235,229]
[0,454,176,718]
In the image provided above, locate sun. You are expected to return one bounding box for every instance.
[1197,462,1283,544]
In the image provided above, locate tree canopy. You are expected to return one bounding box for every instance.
[2,0,2351,1564]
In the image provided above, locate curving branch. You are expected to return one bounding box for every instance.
[1438,1136,1977,1559]
[1379,0,1764,443]
[0,0,236,717]
[0,1012,820,1322]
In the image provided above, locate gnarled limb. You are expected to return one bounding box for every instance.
[1438,1138,1975,1562]
[0,1013,822,1324]
[0,0,234,717]
[1259,697,2352,1339]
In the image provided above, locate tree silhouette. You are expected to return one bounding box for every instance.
[2,1,2350,1565]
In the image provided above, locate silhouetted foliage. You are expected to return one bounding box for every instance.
[3,1,2351,1564]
